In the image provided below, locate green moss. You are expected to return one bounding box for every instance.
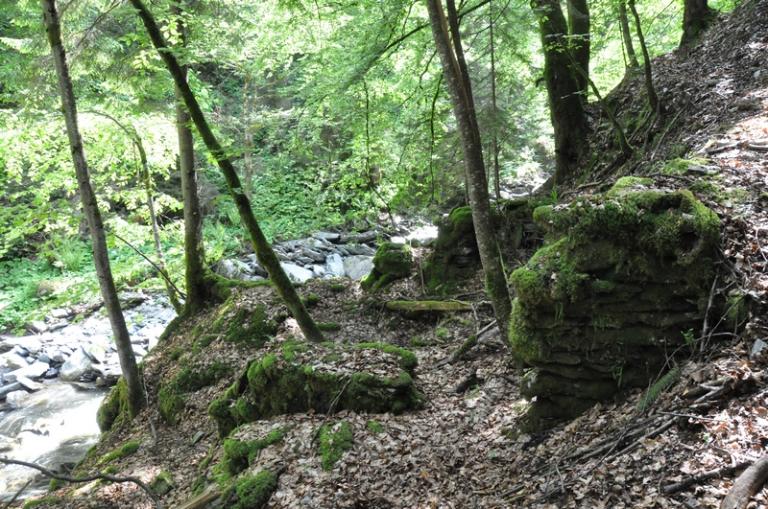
[23,496,63,509]
[318,421,354,470]
[219,428,286,479]
[328,282,346,293]
[48,478,64,491]
[317,322,341,332]
[174,361,231,392]
[607,176,654,195]
[209,348,422,437]
[230,470,278,509]
[158,385,186,425]
[660,157,708,176]
[435,327,450,341]
[99,440,140,465]
[302,293,321,307]
[353,342,418,373]
[96,378,128,432]
[366,420,384,434]
[361,242,412,292]
[213,303,276,347]
[280,339,309,362]
[149,471,174,496]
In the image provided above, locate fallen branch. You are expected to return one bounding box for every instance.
[0,457,162,509]
[663,460,752,494]
[720,456,768,509]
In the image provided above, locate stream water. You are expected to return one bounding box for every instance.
[0,296,175,502]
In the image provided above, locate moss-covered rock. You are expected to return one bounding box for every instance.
[509,185,720,429]
[218,428,286,479]
[149,471,174,497]
[96,378,128,432]
[208,342,422,437]
[318,421,354,470]
[210,298,277,348]
[159,361,232,425]
[98,440,140,465]
[361,242,413,292]
[421,207,478,294]
[226,470,278,509]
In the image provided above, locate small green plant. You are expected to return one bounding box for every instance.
[366,420,384,434]
[637,366,682,413]
[99,440,140,465]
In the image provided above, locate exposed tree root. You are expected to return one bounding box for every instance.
[720,456,768,509]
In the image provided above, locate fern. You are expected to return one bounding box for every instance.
[637,366,681,413]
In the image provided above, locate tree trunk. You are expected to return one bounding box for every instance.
[171,0,209,315]
[628,0,660,114]
[129,0,324,342]
[618,0,640,69]
[42,0,144,417]
[425,0,512,334]
[567,0,590,97]
[489,0,501,201]
[680,0,713,46]
[532,0,589,183]
[242,71,254,200]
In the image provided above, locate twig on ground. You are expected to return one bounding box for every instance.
[0,457,162,508]
[663,460,752,494]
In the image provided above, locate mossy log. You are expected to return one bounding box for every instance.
[385,300,472,314]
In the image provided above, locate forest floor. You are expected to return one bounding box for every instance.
[15,0,768,508]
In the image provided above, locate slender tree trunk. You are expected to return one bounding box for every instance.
[85,110,182,312]
[618,0,640,69]
[566,0,590,97]
[172,0,210,315]
[42,0,144,416]
[129,0,324,342]
[680,0,713,46]
[425,0,512,334]
[628,0,660,114]
[242,72,254,200]
[489,0,501,201]
[532,0,589,183]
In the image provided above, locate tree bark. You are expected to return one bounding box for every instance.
[618,0,640,69]
[531,0,589,183]
[42,0,144,417]
[425,0,512,334]
[566,0,590,97]
[171,0,209,315]
[129,0,323,342]
[489,0,501,201]
[680,0,713,46]
[628,0,660,114]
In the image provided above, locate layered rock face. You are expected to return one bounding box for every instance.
[508,179,720,428]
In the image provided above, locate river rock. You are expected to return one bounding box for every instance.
[15,375,42,392]
[6,390,28,407]
[27,320,48,334]
[59,347,94,381]
[8,361,50,381]
[751,338,767,362]
[0,352,28,371]
[313,231,341,243]
[82,343,107,364]
[325,254,345,277]
[281,262,314,283]
[215,258,252,279]
[344,244,376,256]
[343,256,374,280]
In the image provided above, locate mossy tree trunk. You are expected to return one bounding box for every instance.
[425,0,512,333]
[129,0,324,342]
[618,0,640,69]
[680,0,714,47]
[42,0,144,416]
[628,0,661,114]
[171,0,210,315]
[566,0,590,97]
[532,0,589,183]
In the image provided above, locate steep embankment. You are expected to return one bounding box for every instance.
[18,1,768,508]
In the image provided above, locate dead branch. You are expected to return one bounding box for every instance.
[0,457,162,508]
[720,456,768,509]
[663,460,752,494]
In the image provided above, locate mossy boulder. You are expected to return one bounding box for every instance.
[208,342,422,437]
[217,427,286,479]
[509,184,720,429]
[361,242,412,292]
[96,378,128,432]
[220,469,278,509]
[210,298,277,348]
[422,207,478,294]
[159,361,232,425]
[318,421,354,470]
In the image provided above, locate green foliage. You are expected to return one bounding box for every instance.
[229,470,278,509]
[159,361,231,425]
[318,421,354,470]
[23,497,64,509]
[96,378,129,432]
[637,366,682,413]
[149,471,175,497]
[218,428,286,479]
[366,420,385,434]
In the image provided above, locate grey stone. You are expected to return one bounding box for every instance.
[751,338,767,361]
[27,320,48,334]
[311,265,326,277]
[313,231,341,243]
[82,343,106,364]
[280,263,314,283]
[343,256,374,280]
[0,352,28,371]
[344,244,376,256]
[303,248,327,263]
[295,256,314,266]
[8,361,49,380]
[215,258,251,279]
[49,308,72,319]
[59,347,94,381]
[6,390,28,407]
[325,254,345,277]
[15,375,42,392]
